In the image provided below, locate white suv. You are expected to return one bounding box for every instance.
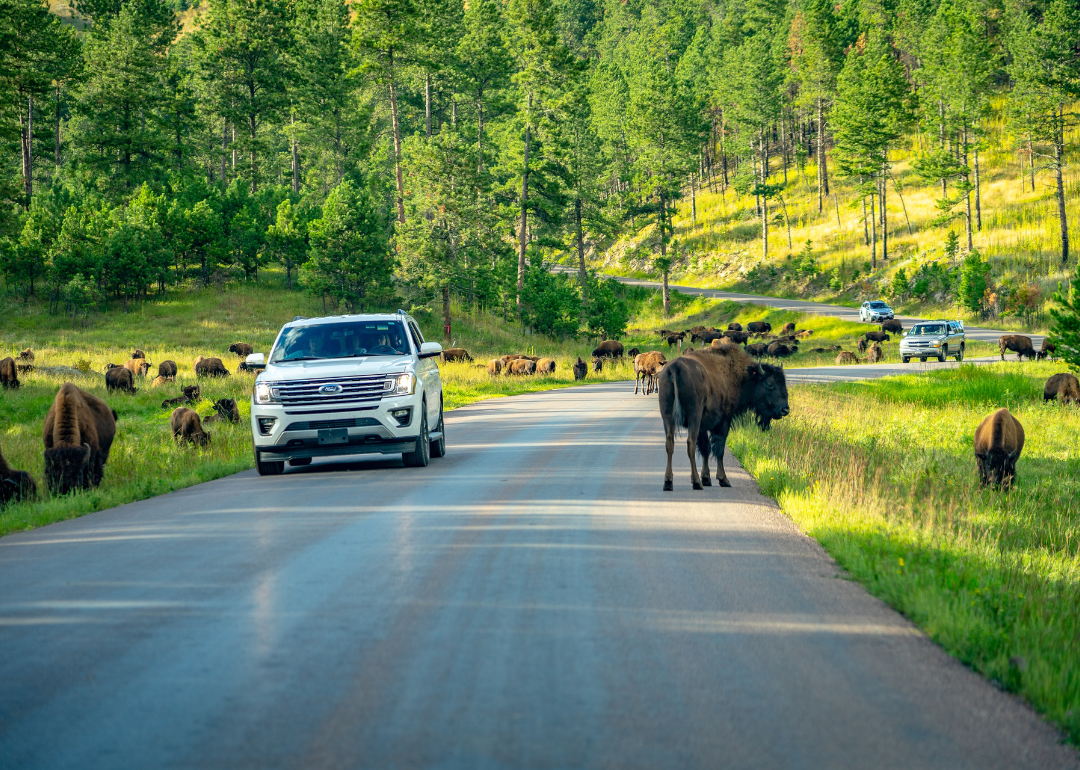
[247,311,445,475]
[860,300,894,322]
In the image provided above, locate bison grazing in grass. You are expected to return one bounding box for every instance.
[162,385,200,409]
[158,360,178,378]
[857,338,868,354]
[727,322,742,331]
[795,330,813,339]
[105,366,137,394]
[507,359,537,376]
[999,335,1035,361]
[634,351,666,395]
[723,330,750,345]
[867,342,884,364]
[171,407,211,447]
[1037,338,1056,361]
[744,343,768,358]
[864,331,891,343]
[1044,373,1080,404]
[1,357,19,389]
[836,351,860,364]
[592,357,603,373]
[18,348,34,362]
[487,359,502,377]
[592,340,624,358]
[0,444,36,506]
[626,347,640,358]
[206,398,241,424]
[43,383,117,495]
[131,349,146,360]
[974,408,1025,489]
[195,357,230,377]
[228,342,254,358]
[442,348,473,363]
[151,375,174,388]
[573,357,588,380]
[766,342,797,358]
[658,346,789,491]
[745,321,771,335]
[665,334,684,348]
[536,358,556,374]
[882,319,903,333]
[699,330,726,345]
[124,359,151,378]
[781,322,796,334]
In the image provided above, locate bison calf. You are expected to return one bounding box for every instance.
[151,375,174,388]
[1037,338,1056,361]
[105,366,137,394]
[0,357,19,389]
[974,408,1024,489]
[131,349,146,360]
[1,444,36,506]
[43,383,117,495]
[487,359,502,377]
[536,358,556,374]
[999,335,1035,361]
[171,407,212,447]
[162,385,201,409]
[781,322,796,334]
[205,398,241,424]
[592,357,603,373]
[1044,373,1080,404]
[124,359,151,378]
[573,357,587,380]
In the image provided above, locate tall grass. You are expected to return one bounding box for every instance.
[729,362,1080,743]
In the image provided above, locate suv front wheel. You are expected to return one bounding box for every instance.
[255,450,284,476]
[938,345,948,363]
[955,345,964,362]
[402,400,431,468]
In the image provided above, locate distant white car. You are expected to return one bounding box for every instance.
[860,300,894,322]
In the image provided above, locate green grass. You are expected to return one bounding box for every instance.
[728,362,1080,743]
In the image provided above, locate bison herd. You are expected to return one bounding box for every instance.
[0,343,254,509]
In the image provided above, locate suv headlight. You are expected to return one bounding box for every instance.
[254,382,280,404]
[389,373,415,395]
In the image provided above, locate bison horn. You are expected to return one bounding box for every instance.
[757,362,764,376]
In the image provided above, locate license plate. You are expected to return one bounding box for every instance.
[318,428,349,445]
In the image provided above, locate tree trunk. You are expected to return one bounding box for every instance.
[816,97,827,212]
[963,128,972,251]
[760,133,768,260]
[442,284,451,341]
[1027,132,1036,191]
[939,101,947,198]
[477,101,484,172]
[20,96,33,197]
[54,86,61,170]
[870,190,877,268]
[1055,115,1069,266]
[389,49,405,224]
[221,120,228,185]
[862,196,869,246]
[659,188,670,316]
[425,72,432,139]
[974,145,982,231]
[291,116,300,194]
[517,95,532,312]
[880,171,887,261]
[690,174,697,230]
[576,195,587,317]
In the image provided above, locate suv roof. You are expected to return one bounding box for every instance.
[283,312,415,329]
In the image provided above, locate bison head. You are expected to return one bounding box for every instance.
[44,444,92,495]
[745,363,790,431]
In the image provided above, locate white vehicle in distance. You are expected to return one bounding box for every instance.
[859,300,894,322]
[246,311,445,475]
[900,320,966,363]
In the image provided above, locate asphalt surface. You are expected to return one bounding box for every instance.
[614,276,1045,346]
[2,383,1076,769]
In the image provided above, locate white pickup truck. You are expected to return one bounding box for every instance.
[247,311,445,475]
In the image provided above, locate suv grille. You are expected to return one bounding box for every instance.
[284,417,381,431]
[272,374,400,406]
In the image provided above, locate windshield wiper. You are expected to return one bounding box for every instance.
[279,356,323,362]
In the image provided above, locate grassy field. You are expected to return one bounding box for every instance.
[727,361,1080,743]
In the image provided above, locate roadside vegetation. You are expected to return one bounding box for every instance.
[728,362,1080,743]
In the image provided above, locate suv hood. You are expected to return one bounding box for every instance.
[258,356,413,382]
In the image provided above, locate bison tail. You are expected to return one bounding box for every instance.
[670,376,684,436]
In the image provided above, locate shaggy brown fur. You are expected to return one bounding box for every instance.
[666,334,684,348]
[572,357,588,380]
[766,342,797,358]
[205,398,240,424]
[536,358,556,374]
[151,375,174,388]
[867,342,884,363]
[131,349,146,359]
[744,343,768,358]
[1037,338,1056,361]
[882,319,903,334]
[43,383,117,495]
[123,359,152,377]
[746,321,771,334]
[795,330,813,339]
[781,322,796,334]
[487,359,502,376]
[228,342,254,358]
[634,351,666,395]
[999,335,1035,361]
[441,348,473,363]
[727,322,742,331]
[974,408,1025,489]
[723,330,750,345]
[508,359,537,375]
[195,357,230,377]
[158,360,178,378]
[592,340,625,358]
[18,348,34,361]
[836,351,860,364]
[658,346,789,491]
[171,407,212,447]
[777,335,797,343]
[864,331,891,343]
[1044,373,1080,404]
[626,347,640,357]
[105,366,137,394]
[161,385,201,409]
[0,443,36,506]
[0,357,19,389]
[857,338,868,353]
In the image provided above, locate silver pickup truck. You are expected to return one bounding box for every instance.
[900,320,965,363]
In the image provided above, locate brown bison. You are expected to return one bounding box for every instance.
[744,343,768,358]
[1,443,36,506]
[43,383,117,495]
[658,346,790,491]
[727,322,743,331]
[162,385,201,409]
[634,351,666,395]
[105,366,137,394]
[699,330,727,345]
[857,338,868,354]
[536,358,556,374]
[666,334,685,348]
[974,408,1024,489]
[573,357,588,380]
[171,407,211,447]
[158,360,178,378]
[781,322,796,334]
[205,398,241,424]
[777,335,797,344]
[864,331,891,343]
[124,359,152,377]
[746,321,772,335]
[592,340,624,358]
[1044,373,1080,404]
[228,342,254,358]
[882,319,903,333]
[508,359,537,376]
[442,348,473,363]
[195,357,230,377]
[131,349,146,360]
[795,330,813,339]
[999,335,1035,361]
[0,357,19,389]
[18,348,34,362]
[766,342,797,358]
[592,357,603,373]
[487,359,502,377]
[723,330,750,345]
[1037,338,1056,361]
[151,375,174,388]
[836,351,860,364]
[867,342,884,363]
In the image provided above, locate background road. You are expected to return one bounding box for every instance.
[2,383,1075,769]
[614,276,1046,346]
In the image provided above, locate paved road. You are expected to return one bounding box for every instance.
[2,383,1075,769]
[614,276,1045,346]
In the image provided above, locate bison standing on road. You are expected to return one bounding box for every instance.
[592,340,624,359]
[999,335,1036,361]
[0,357,19,389]
[171,407,212,447]
[573,357,588,380]
[195,357,230,377]
[1037,338,1056,361]
[864,331,891,343]
[105,366,137,394]
[746,321,771,335]
[658,346,789,491]
[1044,373,1080,404]
[0,443,36,506]
[634,351,666,395]
[974,408,1025,489]
[43,383,117,495]
[882,319,903,334]
[228,343,254,358]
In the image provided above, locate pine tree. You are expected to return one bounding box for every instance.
[456,0,512,174]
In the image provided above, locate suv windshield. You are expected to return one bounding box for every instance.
[911,324,946,335]
[270,320,411,362]
[870,302,888,308]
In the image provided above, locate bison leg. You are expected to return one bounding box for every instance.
[697,431,712,486]
[685,416,704,490]
[664,426,675,492]
[710,420,733,487]
[975,454,989,487]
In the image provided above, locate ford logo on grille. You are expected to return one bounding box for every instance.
[319,384,343,395]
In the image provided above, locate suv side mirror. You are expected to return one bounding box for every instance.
[418,342,443,359]
[246,353,265,365]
